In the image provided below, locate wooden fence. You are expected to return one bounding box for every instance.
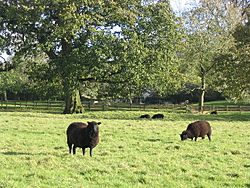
[1,100,250,112]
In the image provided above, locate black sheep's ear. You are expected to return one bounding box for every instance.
[97,122,101,125]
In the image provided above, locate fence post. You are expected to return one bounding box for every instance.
[88,102,91,111]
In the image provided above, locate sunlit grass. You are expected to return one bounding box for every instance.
[0,111,249,187]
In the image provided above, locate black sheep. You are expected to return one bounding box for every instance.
[66,121,101,156]
[140,114,150,119]
[152,113,164,119]
[180,121,212,141]
[210,110,218,115]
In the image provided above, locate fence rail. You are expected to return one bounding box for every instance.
[1,100,250,112]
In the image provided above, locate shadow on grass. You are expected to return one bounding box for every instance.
[179,112,250,122]
[1,147,68,157]
[1,109,250,121]
[1,151,34,156]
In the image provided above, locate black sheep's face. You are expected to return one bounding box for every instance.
[180,131,188,141]
[88,121,101,135]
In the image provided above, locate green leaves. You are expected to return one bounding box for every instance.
[0,0,183,103]
[213,23,250,100]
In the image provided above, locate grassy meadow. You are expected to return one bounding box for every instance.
[0,111,250,188]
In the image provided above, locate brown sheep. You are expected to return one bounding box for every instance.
[66,121,101,156]
[180,121,212,141]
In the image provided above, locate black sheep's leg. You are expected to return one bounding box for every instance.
[68,142,72,154]
[207,134,211,141]
[73,146,76,155]
[195,137,197,141]
[202,136,205,139]
[82,148,86,156]
[90,148,92,157]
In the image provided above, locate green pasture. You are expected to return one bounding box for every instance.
[0,111,250,188]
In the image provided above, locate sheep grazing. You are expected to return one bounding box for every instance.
[180,121,212,141]
[210,110,218,115]
[152,113,164,119]
[66,121,101,156]
[140,114,150,119]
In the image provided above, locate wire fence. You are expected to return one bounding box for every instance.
[1,100,250,113]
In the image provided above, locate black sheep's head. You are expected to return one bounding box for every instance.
[87,121,101,135]
[180,131,189,141]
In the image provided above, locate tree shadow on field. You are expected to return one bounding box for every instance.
[180,112,250,122]
[1,147,67,157]
[1,151,34,156]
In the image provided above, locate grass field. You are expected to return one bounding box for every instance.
[0,111,250,188]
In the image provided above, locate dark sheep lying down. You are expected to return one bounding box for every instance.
[180,121,212,141]
[66,121,101,156]
[140,114,151,119]
[152,113,164,119]
[210,110,218,115]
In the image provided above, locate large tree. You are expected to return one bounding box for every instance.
[0,0,183,113]
[213,13,250,100]
[181,0,243,112]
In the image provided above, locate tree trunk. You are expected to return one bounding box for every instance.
[63,89,84,114]
[199,73,206,114]
[3,90,8,101]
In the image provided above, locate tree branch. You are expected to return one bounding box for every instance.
[0,55,6,62]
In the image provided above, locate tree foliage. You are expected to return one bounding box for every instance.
[0,0,183,113]
[180,0,246,111]
[211,0,250,100]
[214,22,250,100]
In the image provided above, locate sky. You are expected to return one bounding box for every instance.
[170,0,199,12]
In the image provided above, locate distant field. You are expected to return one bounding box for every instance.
[203,100,250,106]
[0,111,250,187]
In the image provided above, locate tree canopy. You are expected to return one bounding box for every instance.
[0,0,184,113]
[180,0,249,111]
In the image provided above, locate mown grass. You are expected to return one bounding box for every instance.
[0,111,250,188]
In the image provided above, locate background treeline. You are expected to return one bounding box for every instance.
[0,83,225,105]
[0,0,249,113]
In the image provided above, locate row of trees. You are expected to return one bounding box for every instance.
[181,0,250,112]
[0,0,249,113]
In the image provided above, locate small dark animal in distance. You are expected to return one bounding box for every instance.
[152,113,164,119]
[210,110,218,115]
[66,121,101,156]
[180,120,212,141]
[140,114,150,119]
